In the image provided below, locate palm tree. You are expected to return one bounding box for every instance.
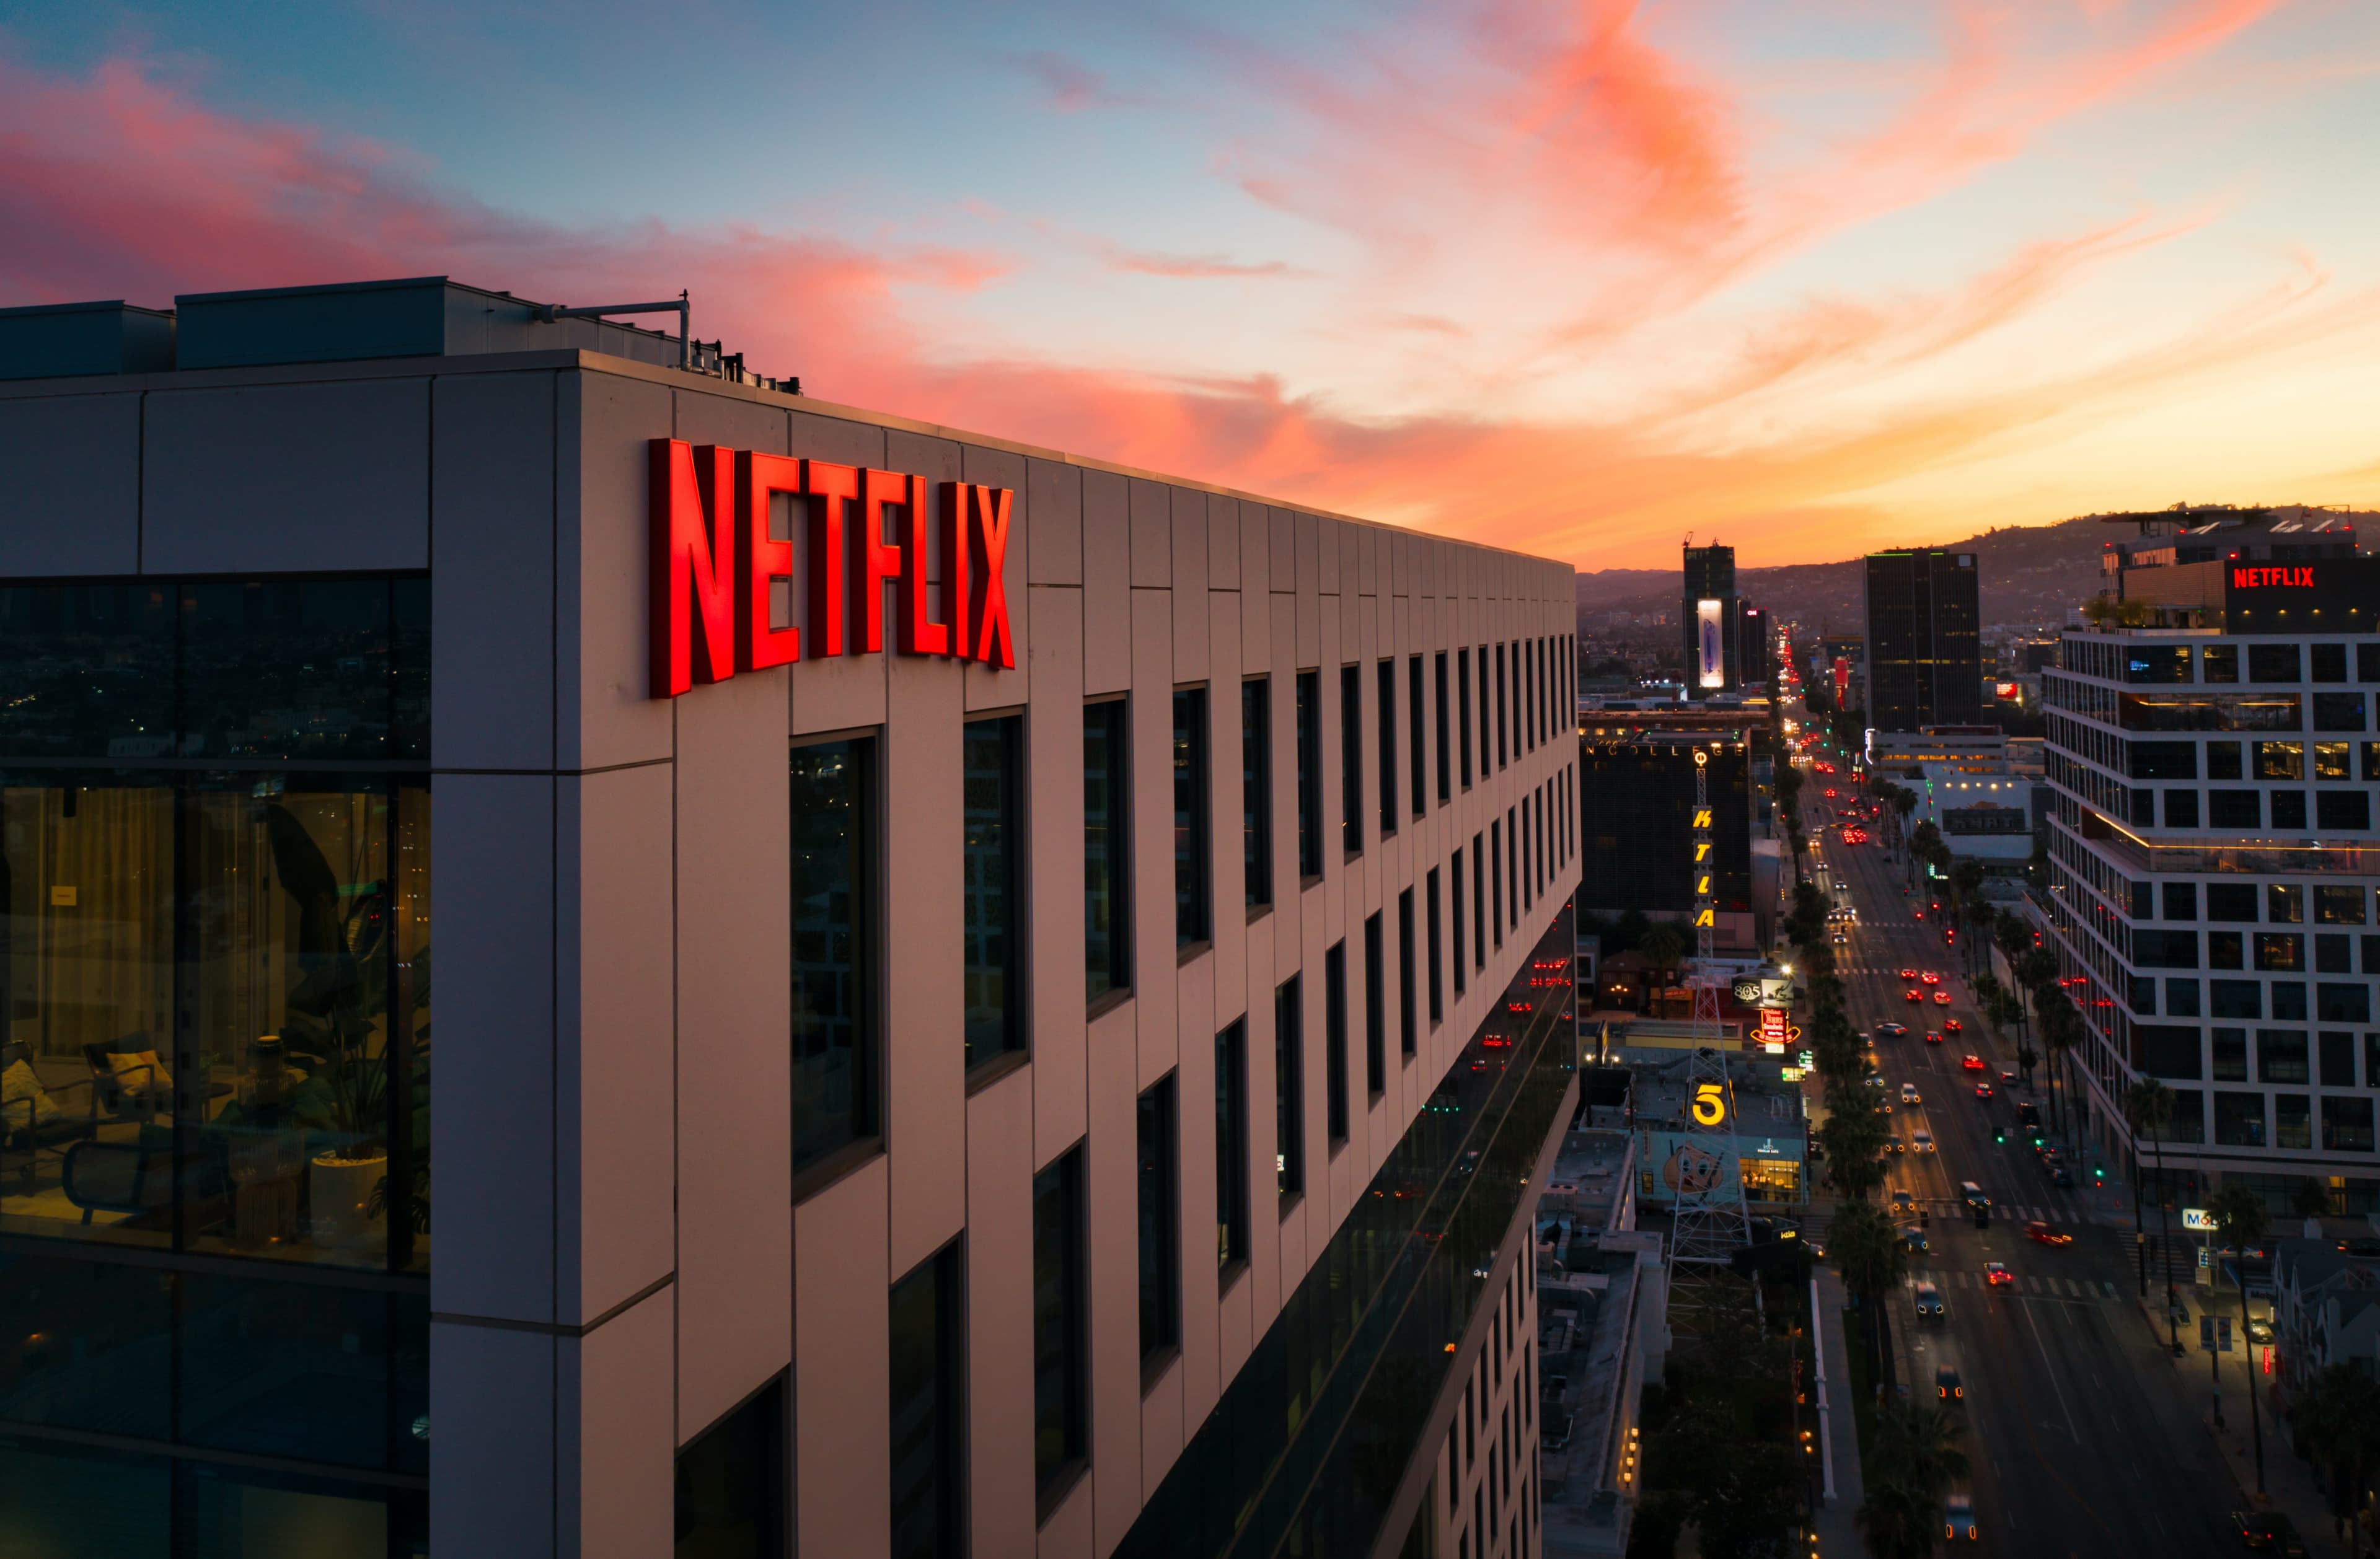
[1639,923,1685,1001]
[1831,1200,1910,1390]
[2296,1363,2380,1555]
[1818,1110,1887,1204]
[1854,1478,1940,1559]
[1872,1399,1972,1507]
[2038,995,2080,1144]
[2125,1078,2175,1320]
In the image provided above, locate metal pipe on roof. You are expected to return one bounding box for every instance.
[536,290,690,369]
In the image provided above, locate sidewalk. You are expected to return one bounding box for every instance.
[2127,1286,2343,1552]
[1812,1267,1866,1559]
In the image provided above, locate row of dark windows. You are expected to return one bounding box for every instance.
[2117,788,2374,833]
[2128,1085,2379,1151]
[2137,1024,2380,1089]
[2128,975,2376,1021]
[2064,637,2380,686]
[2128,880,2377,926]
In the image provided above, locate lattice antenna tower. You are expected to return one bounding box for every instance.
[1669,745,1753,1275]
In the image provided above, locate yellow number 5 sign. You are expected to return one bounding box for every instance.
[1691,1081,1727,1127]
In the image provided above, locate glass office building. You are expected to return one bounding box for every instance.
[1864,549,1981,733]
[0,279,1581,1557]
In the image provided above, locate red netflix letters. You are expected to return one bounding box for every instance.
[650,438,1015,698]
[2230,565,2315,590]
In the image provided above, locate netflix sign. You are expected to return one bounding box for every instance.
[649,439,1015,698]
[2223,555,2379,633]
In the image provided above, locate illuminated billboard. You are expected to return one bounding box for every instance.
[1696,599,1725,688]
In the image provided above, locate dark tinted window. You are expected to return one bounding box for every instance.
[1243,680,1272,909]
[1215,1022,1248,1270]
[1033,1148,1087,1506]
[889,1246,961,1559]
[0,581,172,758]
[1377,660,1397,837]
[1085,700,1131,1001]
[1341,665,1363,856]
[1174,688,1210,947]
[676,1376,785,1559]
[1325,943,1350,1144]
[1435,652,1452,802]
[792,736,876,1174]
[1295,672,1322,879]
[1276,977,1304,1203]
[2249,643,2301,682]
[1138,1077,1179,1362]
[963,716,1023,1070]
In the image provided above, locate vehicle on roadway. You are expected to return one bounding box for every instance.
[1999,1069,2019,1088]
[1901,1083,1922,1104]
[1912,1129,1936,1153]
[1973,1081,1994,1099]
[1905,988,1922,1003]
[1898,967,1918,980]
[1985,1262,2014,1286]
[1959,1182,1991,1210]
[1890,1188,1916,1214]
[1875,1023,1908,1041]
[2024,1221,2073,1246]
[2234,1509,2307,1555]
[1933,990,1952,1005]
[1915,1281,1944,1318]
[1961,1053,1986,1071]
[1899,1225,1929,1253]
[2048,1162,2074,1187]
[1921,971,1941,985]
[2248,1316,2275,1346]
[1942,1017,1962,1034]
[1946,1493,1977,1542]
[1924,1030,1944,1045]
[1936,1364,1963,1401]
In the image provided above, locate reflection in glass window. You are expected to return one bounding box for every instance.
[1174,690,1209,948]
[889,1245,961,1559]
[677,1375,786,1559]
[1137,1076,1179,1362]
[1243,680,1272,911]
[1032,1148,1087,1508]
[1341,665,1363,858]
[1084,701,1131,1003]
[0,582,172,758]
[962,717,1022,1071]
[1215,1021,1247,1271]
[1295,673,1321,881]
[1377,661,1397,837]
[1276,977,1304,1203]
[1457,648,1473,789]
[2202,644,2238,683]
[793,737,876,1173]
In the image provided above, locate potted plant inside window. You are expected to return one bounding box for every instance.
[260,803,429,1254]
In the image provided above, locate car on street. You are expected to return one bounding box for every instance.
[1915,1281,1944,1318]
[1863,1072,1887,1089]
[1912,1129,1936,1153]
[1885,1133,1906,1153]
[1961,1053,1986,1070]
[2048,1163,2074,1187]
[1899,1225,1929,1253]
[1905,988,1923,1003]
[2247,1317,2275,1345]
[1901,1083,1922,1104]
[1942,1018,1962,1034]
[2024,1221,2072,1246]
[1898,968,1918,980]
[1936,1364,1963,1401]
[1875,1024,1908,1041]
[1933,990,1952,1005]
[1890,1188,1916,1214]
[1999,1070,2018,1087]
[1921,971,1941,985]
[1946,1493,1977,1542]
[1924,1030,1944,1044]
[1973,1082,1994,1099]
[2234,1510,2306,1555]
[1959,1182,1991,1210]
[1985,1262,2014,1286]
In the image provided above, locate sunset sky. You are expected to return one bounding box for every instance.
[4,2,2376,568]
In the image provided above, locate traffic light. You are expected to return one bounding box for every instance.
[1994,1128,2006,1144]
[2094,1164,2106,1182]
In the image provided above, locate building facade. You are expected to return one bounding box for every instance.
[1681,545,1741,697]
[1864,550,1981,734]
[1576,736,1758,951]
[2040,564,2380,1209]
[0,278,1582,1557]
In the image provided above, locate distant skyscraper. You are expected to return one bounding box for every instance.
[1683,543,1739,695]
[1864,550,1981,731]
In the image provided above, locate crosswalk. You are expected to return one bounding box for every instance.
[1887,1199,2082,1224]
[1905,1270,2120,1300]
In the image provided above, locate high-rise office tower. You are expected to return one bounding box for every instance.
[1683,543,1739,695]
[1864,550,1981,731]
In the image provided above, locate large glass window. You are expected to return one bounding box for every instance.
[1435,652,1452,804]
[1450,850,1466,996]
[1215,1021,1248,1272]
[1477,649,1491,784]
[1137,1076,1179,1365]
[1174,690,1210,949]
[1033,1147,1087,1510]
[1364,914,1386,1096]
[889,1245,962,1559]
[963,716,1023,1073]
[678,1377,786,1559]
[1243,680,1272,911]
[1496,644,1508,770]
[1325,943,1350,1147]
[1377,661,1398,838]
[1341,665,1364,858]
[1410,656,1427,819]
[1295,672,1322,882]
[1276,977,1304,1206]
[793,736,877,1175]
[1458,649,1473,789]
[1399,888,1418,1060]
[1084,700,1131,1004]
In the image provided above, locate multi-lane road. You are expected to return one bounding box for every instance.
[1807,795,2252,1557]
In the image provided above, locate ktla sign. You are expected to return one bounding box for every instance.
[649,439,1015,699]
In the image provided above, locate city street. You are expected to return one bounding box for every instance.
[1808,795,2252,1557]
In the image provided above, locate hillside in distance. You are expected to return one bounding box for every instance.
[1576,514,2127,632]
